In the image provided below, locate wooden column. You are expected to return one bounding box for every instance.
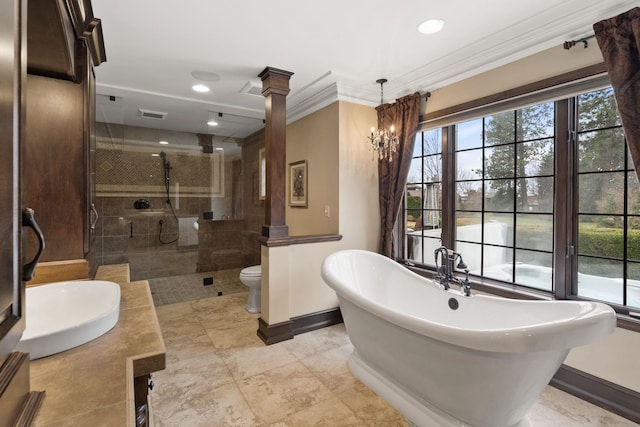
[258,67,294,240]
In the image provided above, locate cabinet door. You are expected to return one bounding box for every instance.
[0,0,26,361]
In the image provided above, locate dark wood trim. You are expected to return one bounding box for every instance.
[257,317,294,345]
[291,307,343,336]
[259,233,343,247]
[259,67,293,242]
[258,308,344,345]
[551,365,640,424]
[14,391,45,427]
[421,63,607,124]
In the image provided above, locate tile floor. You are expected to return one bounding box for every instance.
[150,292,638,426]
[148,269,246,306]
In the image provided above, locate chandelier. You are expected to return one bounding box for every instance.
[368,78,398,161]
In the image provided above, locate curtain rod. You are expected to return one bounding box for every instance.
[563,34,596,50]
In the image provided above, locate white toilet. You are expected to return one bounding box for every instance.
[239,265,261,313]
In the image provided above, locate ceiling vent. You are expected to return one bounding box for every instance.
[240,81,263,97]
[138,109,168,120]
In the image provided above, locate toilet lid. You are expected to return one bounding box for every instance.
[241,265,261,276]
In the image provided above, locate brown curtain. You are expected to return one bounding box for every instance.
[594,7,640,180]
[378,92,422,258]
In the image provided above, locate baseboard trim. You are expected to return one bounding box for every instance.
[257,307,343,345]
[550,364,640,424]
[292,307,343,336]
[257,317,294,345]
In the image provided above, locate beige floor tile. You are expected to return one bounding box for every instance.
[152,381,258,427]
[336,380,406,426]
[529,386,638,426]
[219,341,298,380]
[298,344,358,394]
[236,361,335,425]
[281,323,352,360]
[205,318,264,351]
[268,395,363,427]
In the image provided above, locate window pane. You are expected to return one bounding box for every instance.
[485,179,513,212]
[628,262,640,308]
[578,128,626,173]
[422,129,442,155]
[407,158,423,184]
[516,214,553,251]
[457,212,482,243]
[578,172,625,214]
[456,181,482,211]
[515,249,553,291]
[516,139,554,177]
[457,148,482,179]
[412,133,423,157]
[483,247,514,281]
[577,256,623,305]
[577,87,620,132]
[406,186,422,228]
[628,221,640,262]
[407,234,441,266]
[484,213,513,246]
[628,172,640,215]
[578,215,624,259]
[455,241,481,273]
[485,112,514,146]
[485,145,514,179]
[517,102,554,141]
[516,177,553,213]
[457,119,483,150]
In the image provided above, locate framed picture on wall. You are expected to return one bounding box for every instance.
[288,160,308,207]
[258,148,266,201]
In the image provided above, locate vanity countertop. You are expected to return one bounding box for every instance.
[29,264,166,426]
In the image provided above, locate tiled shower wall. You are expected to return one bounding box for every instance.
[93,123,264,281]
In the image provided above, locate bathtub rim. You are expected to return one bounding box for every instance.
[321,249,617,353]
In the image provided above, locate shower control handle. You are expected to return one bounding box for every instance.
[22,208,46,282]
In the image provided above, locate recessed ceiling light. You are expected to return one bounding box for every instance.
[159,140,169,145]
[418,19,444,34]
[151,153,160,157]
[207,120,219,126]
[192,84,210,93]
[215,147,224,151]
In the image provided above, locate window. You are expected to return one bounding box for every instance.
[403,87,640,311]
[576,88,640,308]
[406,129,442,267]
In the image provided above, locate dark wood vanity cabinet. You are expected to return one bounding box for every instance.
[0,0,105,424]
[24,0,105,274]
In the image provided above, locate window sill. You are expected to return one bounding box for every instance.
[401,260,640,333]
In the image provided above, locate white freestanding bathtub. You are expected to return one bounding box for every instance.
[16,280,121,360]
[321,250,617,427]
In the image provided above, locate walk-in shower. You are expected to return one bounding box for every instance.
[93,121,261,282]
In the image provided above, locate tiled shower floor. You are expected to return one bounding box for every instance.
[150,292,638,426]
[147,269,246,306]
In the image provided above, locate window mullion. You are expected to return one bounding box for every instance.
[442,126,456,248]
[553,98,572,299]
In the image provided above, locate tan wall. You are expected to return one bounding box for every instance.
[422,43,639,393]
[426,42,604,113]
[286,103,340,236]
